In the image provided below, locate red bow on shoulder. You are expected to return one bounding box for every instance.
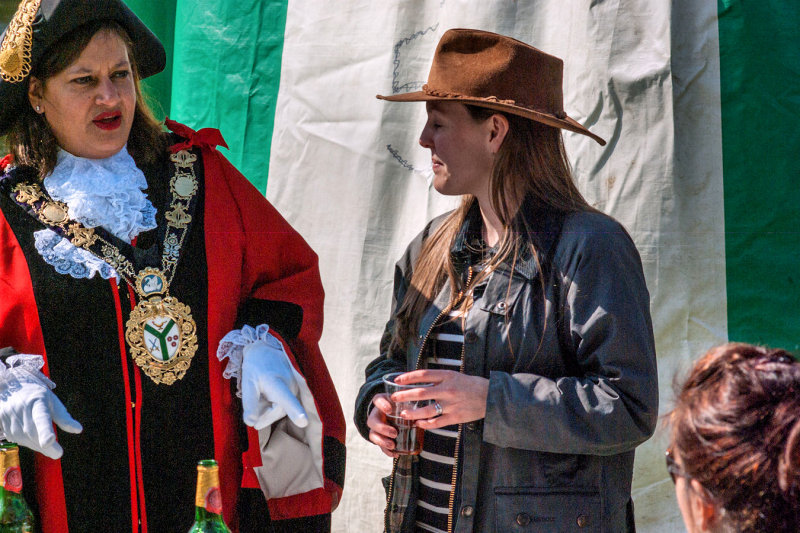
[165,118,229,153]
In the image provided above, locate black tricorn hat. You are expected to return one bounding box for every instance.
[0,0,165,136]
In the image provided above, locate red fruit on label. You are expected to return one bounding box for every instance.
[204,487,222,514]
[4,466,22,493]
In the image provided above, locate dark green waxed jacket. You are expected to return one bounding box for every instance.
[355,200,658,533]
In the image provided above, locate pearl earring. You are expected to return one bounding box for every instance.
[35,105,41,113]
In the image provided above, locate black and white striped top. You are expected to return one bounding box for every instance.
[415,311,464,533]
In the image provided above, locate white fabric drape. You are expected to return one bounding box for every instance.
[267,1,725,531]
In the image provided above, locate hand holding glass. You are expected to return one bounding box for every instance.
[382,372,434,455]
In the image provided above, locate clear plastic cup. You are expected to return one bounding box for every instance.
[382,372,434,455]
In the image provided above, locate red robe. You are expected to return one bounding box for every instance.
[0,121,345,532]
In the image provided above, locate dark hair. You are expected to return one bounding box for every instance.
[668,342,800,532]
[392,103,593,350]
[4,19,166,178]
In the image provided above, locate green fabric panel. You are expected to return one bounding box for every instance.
[127,0,177,119]
[0,2,18,26]
[717,1,800,351]
[170,0,289,193]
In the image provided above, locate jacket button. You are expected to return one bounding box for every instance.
[516,512,531,526]
[465,331,478,343]
[461,506,474,517]
[576,514,589,528]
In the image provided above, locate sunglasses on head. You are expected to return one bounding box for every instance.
[665,447,692,484]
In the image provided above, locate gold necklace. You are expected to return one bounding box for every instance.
[12,149,200,385]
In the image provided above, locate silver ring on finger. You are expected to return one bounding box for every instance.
[433,401,443,418]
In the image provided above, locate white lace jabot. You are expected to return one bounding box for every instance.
[34,147,157,280]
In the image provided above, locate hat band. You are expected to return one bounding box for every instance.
[422,84,567,120]
[0,0,41,83]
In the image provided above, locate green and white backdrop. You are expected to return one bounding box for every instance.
[2,1,798,531]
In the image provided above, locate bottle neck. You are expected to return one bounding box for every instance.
[194,462,224,523]
[194,505,226,524]
[0,447,23,496]
[0,485,25,501]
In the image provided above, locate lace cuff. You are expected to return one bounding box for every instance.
[0,353,55,390]
[217,324,283,398]
[34,229,119,281]
[0,354,56,441]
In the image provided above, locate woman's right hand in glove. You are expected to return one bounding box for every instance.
[0,369,82,459]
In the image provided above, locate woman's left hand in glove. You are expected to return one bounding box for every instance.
[241,339,309,430]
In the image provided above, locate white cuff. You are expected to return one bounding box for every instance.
[0,353,55,390]
[217,324,283,397]
[0,353,56,442]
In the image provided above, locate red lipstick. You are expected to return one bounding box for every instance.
[93,111,122,131]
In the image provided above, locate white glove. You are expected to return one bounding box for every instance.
[241,338,309,430]
[0,354,82,459]
[217,326,324,501]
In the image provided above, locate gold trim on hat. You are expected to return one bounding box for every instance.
[423,84,518,107]
[421,84,571,119]
[0,0,42,83]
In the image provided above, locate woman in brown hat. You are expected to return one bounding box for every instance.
[667,343,800,533]
[0,1,344,531]
[355,29,658,532]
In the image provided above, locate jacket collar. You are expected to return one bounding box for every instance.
[450,197,565,280]
[450,200,482,268]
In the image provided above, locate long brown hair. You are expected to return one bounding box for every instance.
[669,343,800,532]
[391,105,593,350]
[4,19,166,179]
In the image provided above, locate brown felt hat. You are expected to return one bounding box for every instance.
[378,28,606,146]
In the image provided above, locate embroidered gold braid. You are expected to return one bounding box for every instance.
[0,0,42,83]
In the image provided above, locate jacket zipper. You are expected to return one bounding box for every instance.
[384,267,474,532]
[447,267,473,533]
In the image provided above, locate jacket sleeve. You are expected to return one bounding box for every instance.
[483,215,658,456]
[352,216,444,441]
[204,148,346,518]
[353,262,408,441]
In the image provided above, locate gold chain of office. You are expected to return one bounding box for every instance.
[13,149,201,385]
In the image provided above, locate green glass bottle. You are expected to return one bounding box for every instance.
[0,443,34,533]
[188,459,231,533]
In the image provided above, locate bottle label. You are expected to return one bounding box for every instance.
[2,465,22,493]
[204,487,222,515]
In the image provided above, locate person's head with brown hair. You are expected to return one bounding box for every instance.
[667,342,800,533]
[0,0,167,178]
[378,29,606,348]
[8,19,166,177]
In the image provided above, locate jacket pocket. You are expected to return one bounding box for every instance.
[494,488,601,532]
